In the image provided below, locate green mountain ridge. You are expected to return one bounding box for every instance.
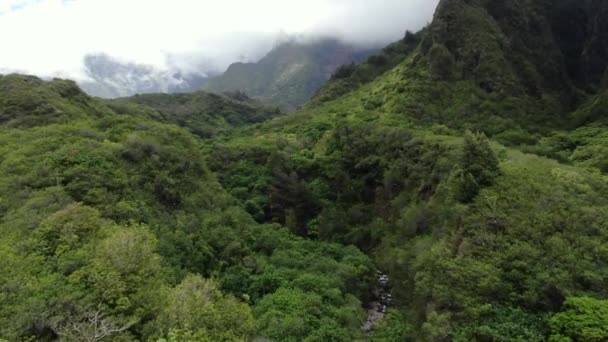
[111,91,282,139]
[203,0,608,340]
[2,0,608,341]
[205,38,376,111]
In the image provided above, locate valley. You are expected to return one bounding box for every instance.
[1,0,608,341]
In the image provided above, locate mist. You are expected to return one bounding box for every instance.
[0,0,440,79]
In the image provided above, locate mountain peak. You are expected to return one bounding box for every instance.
[424,0,608,98]
[205,39,376,111]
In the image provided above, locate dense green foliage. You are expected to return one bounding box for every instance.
[549,297,608,341]
[111,91,281,139]
[209,95,608,340]
[0,75,371,341]
[310,30,423,106]
[201,0,608,339]
[3,0,608,340]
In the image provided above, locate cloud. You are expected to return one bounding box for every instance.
[0,0,42,15]
[0,0,439,79]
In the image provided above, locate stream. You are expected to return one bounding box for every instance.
[363,271,393,335]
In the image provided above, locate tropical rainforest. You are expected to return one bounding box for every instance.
[1,0,608,341]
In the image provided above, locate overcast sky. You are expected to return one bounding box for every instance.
[0,0,439,79]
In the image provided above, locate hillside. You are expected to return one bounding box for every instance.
[310,30,424,106]
[203,0,608,340]
[0,74,372,341]
[205,38,375,111]
[111,91,282,138]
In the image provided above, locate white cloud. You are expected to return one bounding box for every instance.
[0,0,439,79]
[0,0,41,14]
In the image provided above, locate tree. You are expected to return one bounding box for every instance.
[456,131,501,202]
[332,63,356,79]
[35,203,104,258]
[53,305,134,342]
[153,275,254,341]
[404,30,417,44]
[549,297,608,341]
[372,309,414,342]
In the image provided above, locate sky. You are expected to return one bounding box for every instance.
[0,0,439,79]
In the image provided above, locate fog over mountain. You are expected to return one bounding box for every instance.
[0,0,439,85]
[78,53,214,98]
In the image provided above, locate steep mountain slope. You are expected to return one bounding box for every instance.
[310,30,424,106]
[205,38,375,111]
[311,0,608,141]
[79,54,210,98]
[418,0,607,123]
[203,0,608,340]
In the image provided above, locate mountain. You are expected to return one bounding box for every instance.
[79,53,211,98]
[205,38,376,111]
[3,0,608,341]
[421,0,608,110]
[202,0,608,340]
[311,30,424,106]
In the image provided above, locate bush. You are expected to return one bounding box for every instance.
[456,131,501,202]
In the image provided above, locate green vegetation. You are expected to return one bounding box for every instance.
[455,131,501,203]
[310,30,423,106]
[2,0,608,340]
[202,0,608,339]
[111,91,281,139]
[0,75,371,341]
[549,297,608,341]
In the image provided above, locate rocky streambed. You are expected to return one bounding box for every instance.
[363,271,394,335]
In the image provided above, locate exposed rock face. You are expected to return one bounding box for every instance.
[582,0,608,89]
[363,271,394,335]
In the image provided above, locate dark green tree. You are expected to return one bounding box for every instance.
[456,131,501,202]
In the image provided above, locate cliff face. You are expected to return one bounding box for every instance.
[422,0,608,109]
[582,0,608,89]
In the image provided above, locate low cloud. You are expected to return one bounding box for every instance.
[0,0,439,79]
